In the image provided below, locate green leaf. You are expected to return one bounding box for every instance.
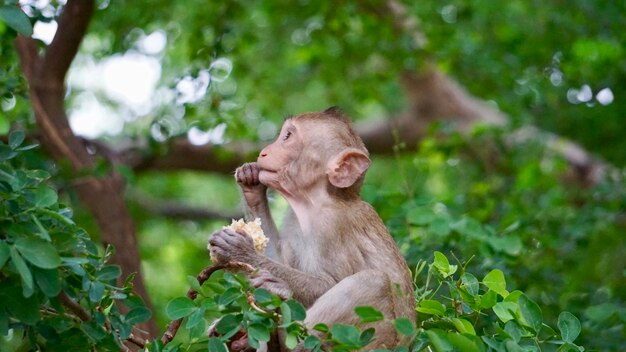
[429,218,451,237]
[503,290,523,303]
[284,299,306,321]
[16,144,39,151]
[248,323,271,342]
[208,337,228,352]
[461,273,479,296]
[416,299,446,316]
[393,317,415,336]
[360,327,376,346]
[8,130,25,149]
[2,285,39,324]
[518,294,542,334]
[558,312,581,343]
[0,6,32,36]
[15,237,61,269]
[185,306,205,329]
[433,251,450,271]
[432,251,457,278]
[487,236,522,256]
[451,318,475,335]
[313,323,329,333]
[304,335,321,349]
[166,296,196,320]
[33,267,61,297]
[285,333,299,349]
[493,302,518,323]
[10,246,34,297]
[330,323,361,347]
[34,184,58,208]
[0,309,8,336]
[280,301,292,325]
[504,320,523,343]
[355,306,385,323]
[81,321,106,342]
[407,206,435,225]
[254,288,282,309]
[0,241,9,269]
[584,303,616,322]
[125,306,152,325]
[215,314,241,334]
[504,340,523,352]
[480,290,497,309]
[482,269,508,297]
[31,214,51,241]
[97,265,122,281]
[186,275,201,292]
[217,287,242,305]
[447,332,482,352]
[254,288,276,305]
[425,329,453,352]
[0,145,17,161]
[89,281,105,302]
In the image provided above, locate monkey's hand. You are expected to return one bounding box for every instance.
[209,228,261,265]
[235,162,267,208]
[250,269,292,300]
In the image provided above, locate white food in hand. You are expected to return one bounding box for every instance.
[209,218,268,262]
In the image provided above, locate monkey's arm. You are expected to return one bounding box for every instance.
[244,192,281,260]
[252,256,336,307]
[235,163,281,260]
[209,229,335,307]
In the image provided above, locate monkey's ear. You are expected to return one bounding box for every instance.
[327,149,371,188]
[324,106,343,118]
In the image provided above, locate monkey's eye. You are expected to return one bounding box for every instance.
[283,131,292,141]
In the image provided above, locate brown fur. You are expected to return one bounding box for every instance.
[212,108,415,350]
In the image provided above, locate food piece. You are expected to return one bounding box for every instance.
[209,218,268,262]
[225,218,268,253]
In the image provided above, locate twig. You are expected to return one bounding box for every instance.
[59,292,91,321]
[127,334,147,348]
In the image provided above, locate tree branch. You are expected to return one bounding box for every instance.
[59,292,91,321]
[41,0,94,85]
[15,0,158,336]
[131,191,244,221]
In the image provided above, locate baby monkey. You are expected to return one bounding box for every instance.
[209,107,415,350]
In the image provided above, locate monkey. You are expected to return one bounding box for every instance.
[209,107,415,350]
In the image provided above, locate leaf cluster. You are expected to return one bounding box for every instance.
[0,132,151,350]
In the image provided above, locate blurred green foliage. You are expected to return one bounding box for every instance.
[1,0,625,350]
[0,135,151,351]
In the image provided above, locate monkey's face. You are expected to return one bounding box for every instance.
[257,113,370,200]
[257,119,307,194]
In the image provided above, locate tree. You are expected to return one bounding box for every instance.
[1,0,624,350]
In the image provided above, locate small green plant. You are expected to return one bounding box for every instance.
[0,131,151,350]
[159,251,584,351]
[409,251,584,351]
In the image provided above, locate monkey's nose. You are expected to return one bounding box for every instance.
[259,150,268,158]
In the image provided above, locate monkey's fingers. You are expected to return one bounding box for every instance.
[230,334,251,351]
[235,167,245,184]
[242,163,260,185]
[210,231,239,248]
[251,163,260,182]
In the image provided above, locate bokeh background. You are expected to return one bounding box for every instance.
[1,0,625,350]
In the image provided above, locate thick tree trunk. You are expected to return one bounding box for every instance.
[15,0,157,337]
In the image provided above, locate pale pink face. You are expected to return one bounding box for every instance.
[257,119,304,192]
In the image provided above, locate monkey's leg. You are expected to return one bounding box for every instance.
[300,270,404,351]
